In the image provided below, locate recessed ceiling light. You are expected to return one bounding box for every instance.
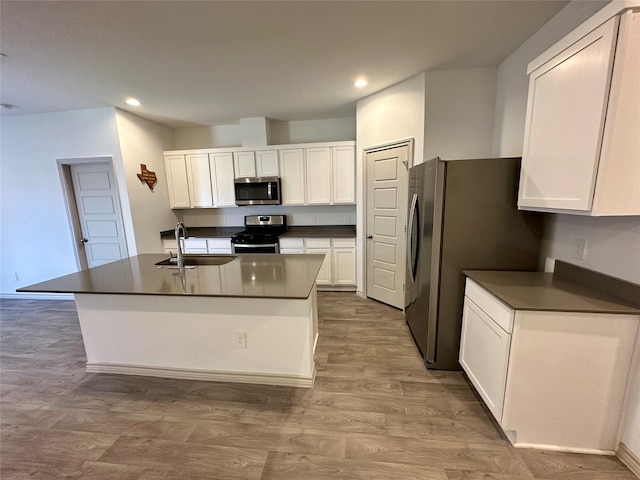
[125,97,142,106]
[354,79,368,88]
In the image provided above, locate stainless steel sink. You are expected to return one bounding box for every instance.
[155,255,237,267]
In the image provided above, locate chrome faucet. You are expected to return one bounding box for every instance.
[174,222,189,268]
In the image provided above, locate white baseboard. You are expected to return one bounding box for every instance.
[618,442,640,479]
[1,293,74,301]
[316,285,356,292]
[86,362,316,388]
[512,442,615,456]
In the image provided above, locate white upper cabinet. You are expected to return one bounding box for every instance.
[332,145,356,204]
[163,141,355,209]
[233,151,257,178]
[305,147,332,204]
[209,152,236,207]
[164,154,190,209]
[186,154,214,207]
[279,148,306,205]
[518,9,640,216]
[233,150,280,178]
[255,150,280,177]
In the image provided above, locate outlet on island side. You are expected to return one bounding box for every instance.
[572,238,587,261]
[234,331,246,349]
[12,272,18,281]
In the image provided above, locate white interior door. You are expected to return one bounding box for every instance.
[70,163,127,268]
[365,144,410,309]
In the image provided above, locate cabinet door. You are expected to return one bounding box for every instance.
[233,151,257,178]
[164,155,190,208]
[332,247,356,285]
[332,145,355,204]
[256,150,279,177]
[207,238,232,254]
[518,18,619,212]
[162,239,178,255]
[305,248,331,285]
[186,154,213,207]
[305,147,332,204]
[279,149,305,205]
[182,238,208,254]
[459,297,511,422]
[210,152,236,207]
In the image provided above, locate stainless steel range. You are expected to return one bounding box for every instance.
[231,215,287,254]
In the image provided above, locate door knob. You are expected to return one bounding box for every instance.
[366,234,373,239]
[80,238,89,243]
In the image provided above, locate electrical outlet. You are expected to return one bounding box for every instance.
[234,331,246,349]
[310,215,316,224]
[344,214,351,224]
[572,238,587,261]
[12,272,18,281]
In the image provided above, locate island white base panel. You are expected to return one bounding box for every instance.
[74,290,318,388]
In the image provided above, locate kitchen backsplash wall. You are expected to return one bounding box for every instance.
[177,204,357,227]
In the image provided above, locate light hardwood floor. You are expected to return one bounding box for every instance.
[1,293,636,479]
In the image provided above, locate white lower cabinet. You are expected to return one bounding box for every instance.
[206,238,232,254]
[279,237,355,289]
[460,278,639,454]
[161,238,232,255]
[181,238,208,254]
[459,297,511,421]
[162,239,178,255]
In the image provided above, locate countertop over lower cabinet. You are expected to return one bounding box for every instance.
[280,225,356,238]
[17,254,325,300]
[159,226,243,239]
[159,225,356,240]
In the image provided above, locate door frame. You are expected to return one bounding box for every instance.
[362,138,414,301]
[57,156,129,271]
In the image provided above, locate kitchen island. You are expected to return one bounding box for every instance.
[18,254,325,387]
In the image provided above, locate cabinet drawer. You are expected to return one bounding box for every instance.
[182,239,208,250]
[332,238,355,248]
[305,238,331,248]
[279,238,304,249]
[207,238,232,250]
[464,279,514,333]
[280,248,304,254]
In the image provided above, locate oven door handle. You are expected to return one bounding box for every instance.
[233,243,278,248]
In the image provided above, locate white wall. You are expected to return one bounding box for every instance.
[424,68,497,161]
[0,108,125,295]
[114,109,177,254]
[269,117,356,145]
[172,117,355,150]
[356,72,426,293]
[492,0,640,464]
[173,124,243,150]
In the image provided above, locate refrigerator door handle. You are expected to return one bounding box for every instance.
[407,193,419,287]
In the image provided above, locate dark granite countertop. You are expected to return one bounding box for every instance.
[280,225,356,238]
[160,225,356,240]
[18,254,325,299]
[160,227,244,240]
[463,269,640,314]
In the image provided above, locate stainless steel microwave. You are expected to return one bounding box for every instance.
[234,177,282,205]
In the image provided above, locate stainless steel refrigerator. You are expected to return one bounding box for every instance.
[405,157,543,370]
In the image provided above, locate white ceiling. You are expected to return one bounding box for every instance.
[1,0,569,128]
